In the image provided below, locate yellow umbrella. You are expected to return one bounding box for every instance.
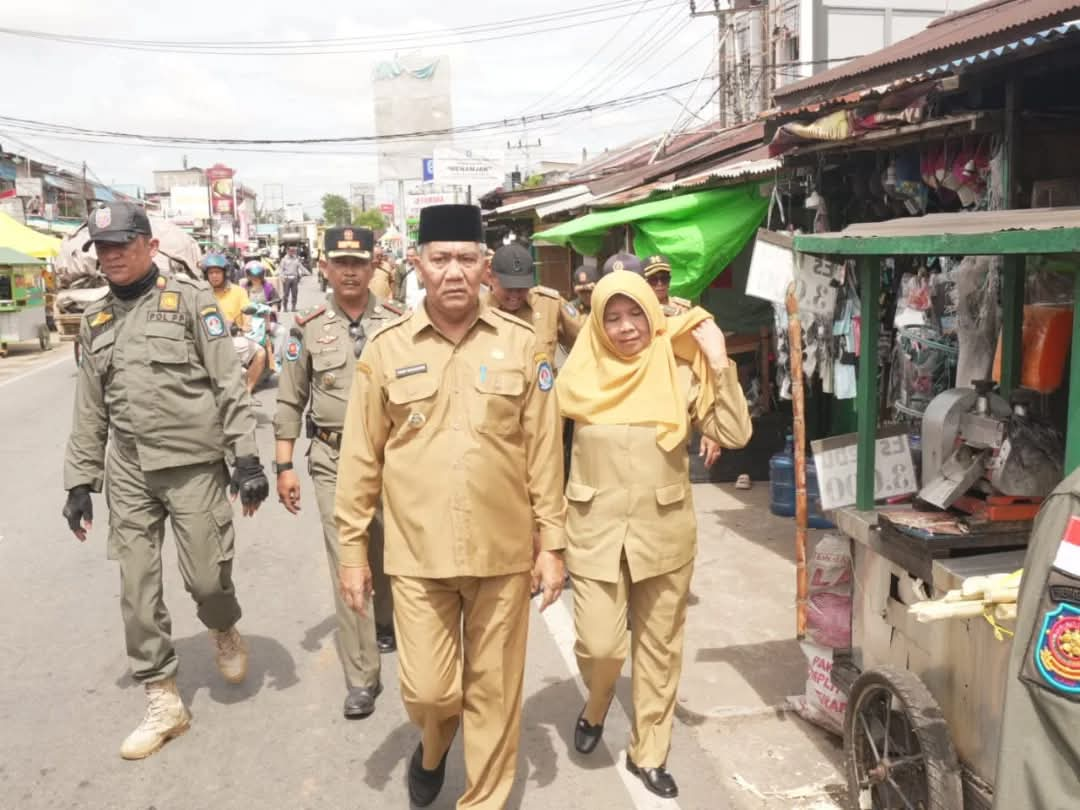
[0,211,61,258]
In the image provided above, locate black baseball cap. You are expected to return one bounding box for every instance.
[572,263,600,291]
[83,202,153,252]
[324,226,374,260]
[491,244,534,290]
[601,252,644,277]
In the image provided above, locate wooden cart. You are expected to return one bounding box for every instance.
[0,248,51,357]
[793,208,1080,809]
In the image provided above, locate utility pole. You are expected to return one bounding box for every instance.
[506,137,542,180]
[690,1,735,126]
[82,161,89,217]
[760,0,773,114]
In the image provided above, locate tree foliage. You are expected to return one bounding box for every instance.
[352,208,388,232]
[321,193,351,226]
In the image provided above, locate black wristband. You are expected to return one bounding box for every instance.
[273,461,294,475]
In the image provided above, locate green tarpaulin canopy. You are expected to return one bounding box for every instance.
[534,184,768,299]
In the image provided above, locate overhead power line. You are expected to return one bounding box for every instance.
[0,74,720,149]
[0,1,683,56]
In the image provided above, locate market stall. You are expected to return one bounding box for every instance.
[793,207,1080,810]
[0,248,51,355]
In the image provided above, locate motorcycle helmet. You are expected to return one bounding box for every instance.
[244,260,266,277]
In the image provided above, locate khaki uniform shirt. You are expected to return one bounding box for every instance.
[482,286,583,363]
[993,470,1080,809]
[335,302,565,577]
[64,272,257,491]
[370,263,395,303]
[565,362,752,583]
[662,296,692,317]
[273,294,401,440]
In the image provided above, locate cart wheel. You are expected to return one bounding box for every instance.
[844,666,963,810]
[38,324,51,351]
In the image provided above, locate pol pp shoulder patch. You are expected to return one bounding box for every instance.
[536,357,554,392]
[285,336,302,362]
[201,306,226,339]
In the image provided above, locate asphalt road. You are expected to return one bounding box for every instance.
[0,279,732,810]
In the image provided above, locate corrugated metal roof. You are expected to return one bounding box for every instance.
[774,0,1080,108]
[833,206,1080,238]
[490,184,591,216]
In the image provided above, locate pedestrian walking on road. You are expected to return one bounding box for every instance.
[62,201,269,761]
[335,204,566,809]
[273,225,399,720]
[278,245,306,312]
[556,272,752,799]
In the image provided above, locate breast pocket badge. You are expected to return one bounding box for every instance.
[1033,602,1080,695]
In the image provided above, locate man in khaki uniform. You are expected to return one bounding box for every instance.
[335,204,566,809]
[369,244,396,302]
[62,201,269,760]
[642,254,692,316]
[273,226,398,719]
[993,470,1080,808]
[483,242,583,362]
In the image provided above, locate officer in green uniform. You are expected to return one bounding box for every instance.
[273,226,399,718]
[62,201,269,761]
[993,469,1080,808]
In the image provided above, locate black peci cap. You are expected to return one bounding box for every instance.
[417,204,483,244]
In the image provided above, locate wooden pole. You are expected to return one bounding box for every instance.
[786,283,808,639]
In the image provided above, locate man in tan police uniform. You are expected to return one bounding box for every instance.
[62,201,269,760]
[483,242,582,362]
[642,254,692,316]
[335,204,566,809]
[369,244,396,302]
[274,226,399,719]
[569,262,599,317]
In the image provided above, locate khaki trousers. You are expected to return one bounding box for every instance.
[572,558,694,767]
[105,437,241,684]
[309,438,391,690]
[392,572,531,810]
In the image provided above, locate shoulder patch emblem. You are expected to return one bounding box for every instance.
[1034,602,1080,694]
[536,354,554,392]
[159,292,180,312]
[285,335,302,361]
[383,301,403,315]
[564,302,578,318]
[155,275,167,290]
[201,307,226,339]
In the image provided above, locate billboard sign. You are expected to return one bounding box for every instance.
[206,164,235,216]
[372,55,453,182]
[15,177,42,199]
[433,147,504,185]
[169,185,211,220]
[406,192,450,219]
[422,158,435,182]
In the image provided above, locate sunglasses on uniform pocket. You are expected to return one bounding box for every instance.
[348,322,366,358]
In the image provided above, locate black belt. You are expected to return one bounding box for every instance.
[315,427,342,450]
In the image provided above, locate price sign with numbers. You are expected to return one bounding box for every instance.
[745,229,841,318]
[811,427,918,511]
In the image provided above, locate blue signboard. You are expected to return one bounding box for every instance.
[422,158,435,182]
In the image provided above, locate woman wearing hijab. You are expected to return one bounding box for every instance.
[557,272,752,799]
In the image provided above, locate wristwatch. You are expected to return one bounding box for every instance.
[273,461,294,475]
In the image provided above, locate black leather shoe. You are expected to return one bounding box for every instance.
[376,625,396,654]
[343,682,382,719]
[574,710,604,754]
[408,742,449,807]
[626,758,679,799]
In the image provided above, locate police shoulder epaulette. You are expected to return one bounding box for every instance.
[671,296,692,308]
[490,307,535,332]
[172,272,209,290]
[379,299,404,316]
[531,285,560,300]
[295,304,326,326]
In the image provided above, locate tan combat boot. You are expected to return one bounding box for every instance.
[120,678,191,760]
[210,626,248,684]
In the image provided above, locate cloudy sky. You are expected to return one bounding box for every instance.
[0,0,720,216]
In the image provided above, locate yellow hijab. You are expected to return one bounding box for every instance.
[556,272,716,451]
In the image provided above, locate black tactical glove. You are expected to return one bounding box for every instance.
[62,485,93,533]
[229,455,269,509]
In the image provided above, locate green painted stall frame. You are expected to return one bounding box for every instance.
[794,207,1080,509]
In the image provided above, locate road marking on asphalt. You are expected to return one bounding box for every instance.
[0,353,72,389]
[539,597,685,810]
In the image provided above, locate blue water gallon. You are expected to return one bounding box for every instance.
[768,435,835,529]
